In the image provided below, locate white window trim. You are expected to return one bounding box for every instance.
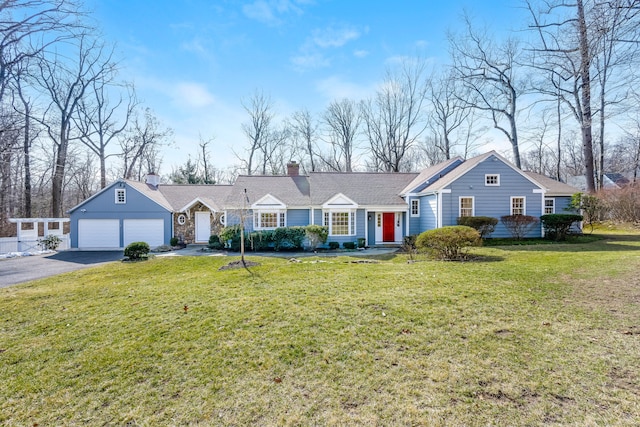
[544,198,555,214]
[410,199,420,217]
[253,210,286,230]
[459,196,475,217]
[115,188,126,204]
[510,196,526,215]
[323,209,356,236]
[177,214,186,225]
[485,174,500,186]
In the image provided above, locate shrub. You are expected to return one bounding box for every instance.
[219,225,244,251]
[272,226,306,251]
[328,241,340,250]
[457,216,498,238]
[342,241,356,250]
[170,236,179,246]
[415,226,481,260]
[305,225,329,250]
[402,235,418,261]
[208,234,223,250]
[357,237,366,248]
[500,215,539,240]
[38,235,62,250]
[540,214,583,241]
[124,241,150,260]
[248,230,273,251]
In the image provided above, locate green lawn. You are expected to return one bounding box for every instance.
[2,231,640,426]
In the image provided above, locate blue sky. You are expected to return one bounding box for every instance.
[87,0,527,173]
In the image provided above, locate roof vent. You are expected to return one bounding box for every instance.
[146,172,160,188]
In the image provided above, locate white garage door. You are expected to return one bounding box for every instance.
[123,219,164,248]
[78,219,120,249]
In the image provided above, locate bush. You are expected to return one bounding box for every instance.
[342,241,356,250]
[208,234,223,250]
[457,216,498,238]
[124,241,150,260]
[305,225,329,250]
[500,215,539,240]
[402,235,418,260]
[328,241,340,250]
[38,235,62,250]
[540,214,583,241]
[219,225,244,251]
[170,236,179,246]
[272,226,306,251]
[357,237,366,248]
[569,192,603,232]
[415,226,481,260]
[248,230,273,251]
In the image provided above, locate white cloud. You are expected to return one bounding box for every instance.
[311,26,361,48]
[291,53,330,70]
[173,82,216,108]
[353,49,369,58]
[315,75,376,102]
[242,0,304,26]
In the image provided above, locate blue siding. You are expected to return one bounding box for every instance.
[443,157,544,238]
[70,183,172,248]
[417,194,438,233]
[287,209,310,227]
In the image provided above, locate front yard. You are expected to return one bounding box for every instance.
[1,228,639,425]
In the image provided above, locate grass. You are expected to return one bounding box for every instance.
[1,229,640,426]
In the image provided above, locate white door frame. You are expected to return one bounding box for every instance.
[195,211,211,243]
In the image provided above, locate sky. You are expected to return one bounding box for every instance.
[86,0,528,175]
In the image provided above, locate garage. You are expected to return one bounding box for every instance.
[123,219,164,247]
[78,219,120,249]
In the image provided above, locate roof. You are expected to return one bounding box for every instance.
[225,175,311,208]
[126,180,174,211]
[309,172,418,206]
[400,157,463,195]
[523,172,579,196]
[158,184,233,212]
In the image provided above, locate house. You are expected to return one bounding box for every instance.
[68,152,580,250]
[567,173,631,191]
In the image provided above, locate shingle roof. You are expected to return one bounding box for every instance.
[126,180,174,211]
[309,172,418,206]
[158,184,233,211]
[225,175,311,208]
[523,172,580,196]
[400,157,463,195]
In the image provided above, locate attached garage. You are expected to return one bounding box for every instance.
[78,219,120,249]
[123,219,164,247]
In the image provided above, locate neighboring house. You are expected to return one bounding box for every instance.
[68,152,580,250]
[567,173,631,191]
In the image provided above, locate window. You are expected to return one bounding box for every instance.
[485,174,500,186]
[254,211,285,229]
[323,210,356,236]
[410,199,420,217]
[511,197,525,215]
[115,188,126,204]
[544,198,555,214]
[177,214,186,225]
[459,197,474,217]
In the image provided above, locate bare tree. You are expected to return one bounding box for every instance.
[75,79,137,188]
[321,98,361,172]
[36,35,116,217]
[449,13,524,168]
[240,90,273,175]
[119,107,171,180]
[361,58,428,172]
[198,136,216,184]
[289,108,318,172]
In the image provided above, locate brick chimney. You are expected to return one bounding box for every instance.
[287,161,300,176]
[146,172,160,188]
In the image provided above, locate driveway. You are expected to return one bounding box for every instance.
[0,251,123,288]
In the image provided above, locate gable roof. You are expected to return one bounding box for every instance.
[309,172,418,206]
[418,151,544,193]
[225,175,311,208]
[523,172,579,196]
[68,179,175,213]
[400,157,463,195]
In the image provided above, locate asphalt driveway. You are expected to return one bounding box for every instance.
[0,251,123,288]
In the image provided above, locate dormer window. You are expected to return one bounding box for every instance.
[485,174,500,186]
[115,188,126,204]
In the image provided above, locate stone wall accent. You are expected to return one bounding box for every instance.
[172,202,226,244]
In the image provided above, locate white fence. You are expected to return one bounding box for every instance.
[0,234,71,254]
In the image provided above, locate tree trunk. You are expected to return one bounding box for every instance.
[578,0,596,193]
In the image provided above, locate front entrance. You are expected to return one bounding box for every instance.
[195,211,211,243]
[382,213,395,242]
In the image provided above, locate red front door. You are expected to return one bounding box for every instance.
[382,213,395,242]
